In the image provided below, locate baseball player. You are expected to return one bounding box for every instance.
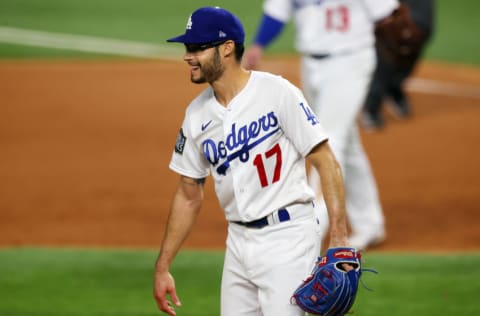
[153,6,353,316]
[243,0,399,250]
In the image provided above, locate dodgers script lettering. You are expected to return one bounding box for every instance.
[202,111,280,175]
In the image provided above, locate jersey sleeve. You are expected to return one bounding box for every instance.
[263,0,293,22]
[276,79,329,157]
[169,113,210,179]
[252,14,286,47]
[363,0,399,21]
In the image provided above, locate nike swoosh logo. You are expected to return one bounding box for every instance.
[201,120,213,131]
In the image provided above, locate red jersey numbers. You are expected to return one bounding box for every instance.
[326,5,350,32]
[253,143,282,188]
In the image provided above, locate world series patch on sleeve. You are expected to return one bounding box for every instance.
[291,247,365,316]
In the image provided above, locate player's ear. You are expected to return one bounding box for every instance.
[222,40,235,58]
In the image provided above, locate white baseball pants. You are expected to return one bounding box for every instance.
[220,202,321,316]
[301,47,385,238]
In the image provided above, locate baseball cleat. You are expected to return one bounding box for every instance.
[386,94,411,119]
[361,110,384,132]
[349,229,386,251]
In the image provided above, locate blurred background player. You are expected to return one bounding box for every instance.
[362,0,436,130]
[243,0,399,250]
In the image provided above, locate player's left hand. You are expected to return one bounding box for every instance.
[341,262,355,272]
[291,247,361,316]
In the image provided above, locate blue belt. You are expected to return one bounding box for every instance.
[232,208,291,229]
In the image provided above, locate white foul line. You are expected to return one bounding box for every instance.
[407,78,480,99]
[0,26,183,59]
[1,26,480,99]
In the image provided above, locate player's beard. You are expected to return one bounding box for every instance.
[191,48,224,84]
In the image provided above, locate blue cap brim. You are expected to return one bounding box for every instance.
[166,34,187,43]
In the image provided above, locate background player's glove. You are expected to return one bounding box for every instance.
[374,3,426,67]
[291,247,361,316]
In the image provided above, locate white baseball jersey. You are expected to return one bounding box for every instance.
[263,0,398,55]
[170,71,328,222]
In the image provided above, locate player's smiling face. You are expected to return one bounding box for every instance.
[184,42,226,84]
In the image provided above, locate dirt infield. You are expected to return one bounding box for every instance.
[1,57,479,252]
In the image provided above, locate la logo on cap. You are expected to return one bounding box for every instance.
[186,15,193,30]
[166,6,245,45]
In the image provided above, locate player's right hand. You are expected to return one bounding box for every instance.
[153,271,181,316]
[242,44,264,70]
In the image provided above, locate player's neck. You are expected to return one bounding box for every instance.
[211,67,251,107]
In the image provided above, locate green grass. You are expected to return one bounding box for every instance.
[0,248,479,316]
[355,254,480,315]
[1,0,478,65]
[0,0,267,58]
[423,0,480,66]
[0,248,224,316]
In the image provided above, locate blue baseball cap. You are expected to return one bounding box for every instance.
[167,7,245,45]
